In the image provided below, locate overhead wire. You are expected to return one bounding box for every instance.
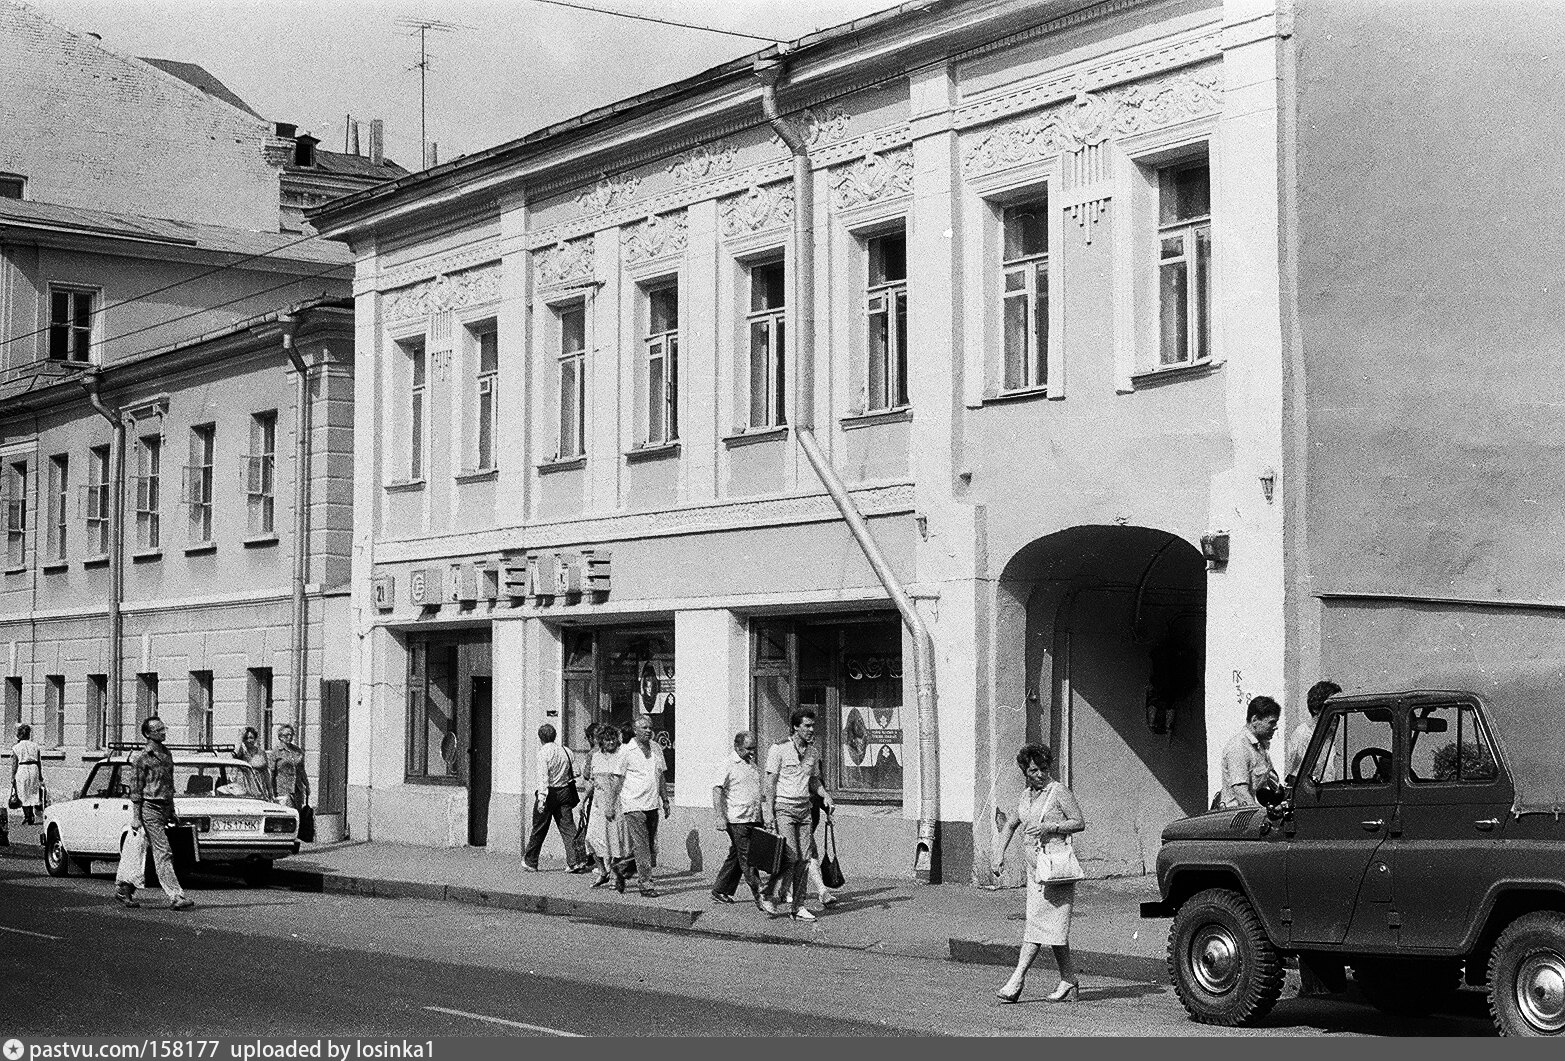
[521,0,777,42]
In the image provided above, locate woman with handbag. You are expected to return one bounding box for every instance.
[991,742,1086,1004]
[582,724,625,888]
[10,723,45,826]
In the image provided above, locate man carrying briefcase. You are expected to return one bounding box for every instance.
[711,731,779,915]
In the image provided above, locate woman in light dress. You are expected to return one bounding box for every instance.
[10,723,45,825]
[991,742,1087,1004]
[582,724,625,888]
[267,724,310,809]
[235,726,270,795]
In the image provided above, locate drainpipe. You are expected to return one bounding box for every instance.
[280,314,310,739]
[755,56,942,882]
[80,372,125,743]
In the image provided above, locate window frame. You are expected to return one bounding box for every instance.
[1156,159,1212,369]
[44,674,64,748]
[999,199,1051,394]
[134,433,161,552]
[640,279,680,446]
[864,228,910,413]
[47,285,97,363]
[247,411,277,537]
[189,670,215,747]
[5,459,27,569]
[744,256,788,430]
[469,322,499,472]
[85,445,110,557]
[248,667,274,749]
[185,424,215,545]
[46,453,67,563]
[135,672,159,726]
[1406,701,1503,787]
[553,301,588,460]
[87,673,108,750]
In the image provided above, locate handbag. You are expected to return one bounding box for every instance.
[746,826,786,876]
[819,816,846,890]
[298,805,316,843]
[1034,783,1086,884]
[6,785,19,811]
[555,751,581,810]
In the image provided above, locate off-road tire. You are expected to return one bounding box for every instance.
[1168,887,1285,1026]
[42,828,71,877]
[1489,910,1565,1036]
[1352,958,1461,1017]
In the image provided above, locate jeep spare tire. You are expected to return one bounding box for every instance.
[1489,910,1565,1036]
[1168,887,1285,1026]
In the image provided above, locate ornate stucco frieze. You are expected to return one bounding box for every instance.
[622,210,690,264]
[770,105,851,152]
[383,265,500,322]
[534,237,595,287]
[575,173,640,214]
[718,181,795,238]
[667,143,739,186]
[829,148,915,211]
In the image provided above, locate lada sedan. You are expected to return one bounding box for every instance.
[40,749,300,885]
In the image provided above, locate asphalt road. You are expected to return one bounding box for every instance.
[0,861,1496,1037]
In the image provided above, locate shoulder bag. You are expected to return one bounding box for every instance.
[555,750,581,809]
[819,814,846,890]
[1034,783,1085,884]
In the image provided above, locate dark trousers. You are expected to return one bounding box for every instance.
[524,788,581,868]
[713,822,763,899]
[622,809,659,885]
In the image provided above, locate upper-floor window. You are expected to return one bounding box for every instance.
[473,325,498,471]
[5,461,26,568]
[643,283,679,445]
[48,287,95,363]
[401,338,427,480]
[248,412,276,536]
[1001,200,1048,391]
[866,230,909,412]
[747,260,787,429]
[0,173,25,200]
[135,435,161,551]
[556,303,587,459]
[186,425,215,544]
[86,445,110,556]
[46,454,67,563]
[1158,159,1211,367]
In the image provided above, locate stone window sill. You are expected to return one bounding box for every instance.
[385,478,426,494]
[83,555,109,570]
[4,565,26,576]
[537,456,586,475]
[455,468,499,484]
[41,561,69,575]
[840,407,912,430]
[1128,359,1221,390]
[131,549,162,564]
[243,534,280,549]
[184,543,218,557]
[982,385,1051,406]
[625,442,681,464]
[722,426,789,449]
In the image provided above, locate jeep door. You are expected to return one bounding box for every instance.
[1387,697,1511,951]
[1285,702,1399,947]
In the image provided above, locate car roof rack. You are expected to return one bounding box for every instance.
[104,742,231,754]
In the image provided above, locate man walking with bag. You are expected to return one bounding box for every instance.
[524,723,586,872]
[762,707,833,921]
[619,713,670,897]
[114,717,193,910]
[711,730,775,913]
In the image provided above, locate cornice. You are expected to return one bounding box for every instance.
[376,240,504,293]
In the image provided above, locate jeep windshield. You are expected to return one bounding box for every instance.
[174,763,270,800]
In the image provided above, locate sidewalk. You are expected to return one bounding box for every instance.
[1,828,1168,982]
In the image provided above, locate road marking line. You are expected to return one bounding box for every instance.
[0,925,63,941]
[423,1006,580,1037]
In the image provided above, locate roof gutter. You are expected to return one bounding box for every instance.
[755,54,942,883]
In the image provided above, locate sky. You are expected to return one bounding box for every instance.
[28,0,899,171]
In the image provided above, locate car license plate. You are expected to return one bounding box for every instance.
[211,818,259,832]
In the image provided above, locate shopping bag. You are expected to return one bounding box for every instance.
[819,817,846,890]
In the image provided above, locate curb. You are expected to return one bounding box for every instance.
[947,938,1167,983]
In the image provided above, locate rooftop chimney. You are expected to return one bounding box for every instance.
[369,119,384,166]
[350,120,361,156]
[426,141,439,168]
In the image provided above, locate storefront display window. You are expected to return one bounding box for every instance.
[560,624,677,784]
[405,632,491,784]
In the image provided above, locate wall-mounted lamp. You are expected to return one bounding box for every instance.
[1201,532,1230,567]
[1260,468,1276,505]
[915,513,929,540]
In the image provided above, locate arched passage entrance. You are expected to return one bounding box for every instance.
[996,526,1208,876]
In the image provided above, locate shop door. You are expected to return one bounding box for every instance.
[468,677,492,847]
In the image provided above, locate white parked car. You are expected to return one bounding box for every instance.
[40,748,300,885]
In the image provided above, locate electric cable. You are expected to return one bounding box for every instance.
[522,0,777,42]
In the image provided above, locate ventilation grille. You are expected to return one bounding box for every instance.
[1230,809,1259,832]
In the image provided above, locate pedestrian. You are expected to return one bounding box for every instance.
[1285,680,1340,782]
[776,795,839,911]
[1220,695,1283,808]
[761,707,834,922]
[10,723,45,826]
[617,713,670,898]
[234,727,270,794]
[524,723,586,873]
[573,722,600,870]
[711,730,774,912]
[582,724,625,888]
[991,742,1085,1003]
[266,723,311,809]
[114,716,194,910]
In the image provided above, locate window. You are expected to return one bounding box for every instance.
[1001,200,1049,391]
[186,425,215,544]
[473,326,498,471]
[135,435,160,551]
[248,667,273,748]
[46,454,67,562]
[48,287,94,363]
[556,303,587,458]
[1408,702,1499,784]
[643,283,679,445]
[866,231,909,411]
[746,261,787,428]
[44,675,63,748]
[248,412,276,536]
[189,671,214,746]
[86,445,110,556]
[403,339,427,479]
[5,460,26,568]
[1309,706,1395,787]
[0,173,24,200]
[87,674,107,749]
[3,678,19,742]
[407,639,458,779]
[1157,160,1211,367]
[135,672,159,725]
[83,762,116,799]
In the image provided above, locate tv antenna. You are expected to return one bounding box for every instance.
[394,16,472,168]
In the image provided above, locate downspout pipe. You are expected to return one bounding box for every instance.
[80,372,125,744]
[755,56,942,882]
[280,314,311,740]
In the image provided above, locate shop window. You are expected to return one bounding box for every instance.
[405,633,490,784]
[559,626,676,783]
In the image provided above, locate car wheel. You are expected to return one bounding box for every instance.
[1167,887,1285,1026]
[43,829,71,877]
[1353,958,1462,1016]
[1489,910,1565,1036]
[240,859,274,887]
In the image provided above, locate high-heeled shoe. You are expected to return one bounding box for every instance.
[995,983,1023,1004]
[1044,981,1079,1003]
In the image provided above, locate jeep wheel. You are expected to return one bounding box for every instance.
[1489,911,1565,1036]
[1168,887,1285,1026]
[42,829,71,877]
[1353,958,1461,1016]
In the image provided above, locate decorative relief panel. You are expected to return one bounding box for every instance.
[622,210,689,264]
[667,143,738,186]
[830,148,915,211]
[719,181,795,238]
[383,265,501,323]
[534,237,595,287]
[575,173,640,214]
[771,105,852,150]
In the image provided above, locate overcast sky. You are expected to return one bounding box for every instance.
[29,0,897,171]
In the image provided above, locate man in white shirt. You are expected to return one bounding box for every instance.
[618,713,670,897]
[524,723,586,872]
[1286,680,1341,782]
[762,707,833,921]
[1220,696,1282,808]
[711,731,773,912]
